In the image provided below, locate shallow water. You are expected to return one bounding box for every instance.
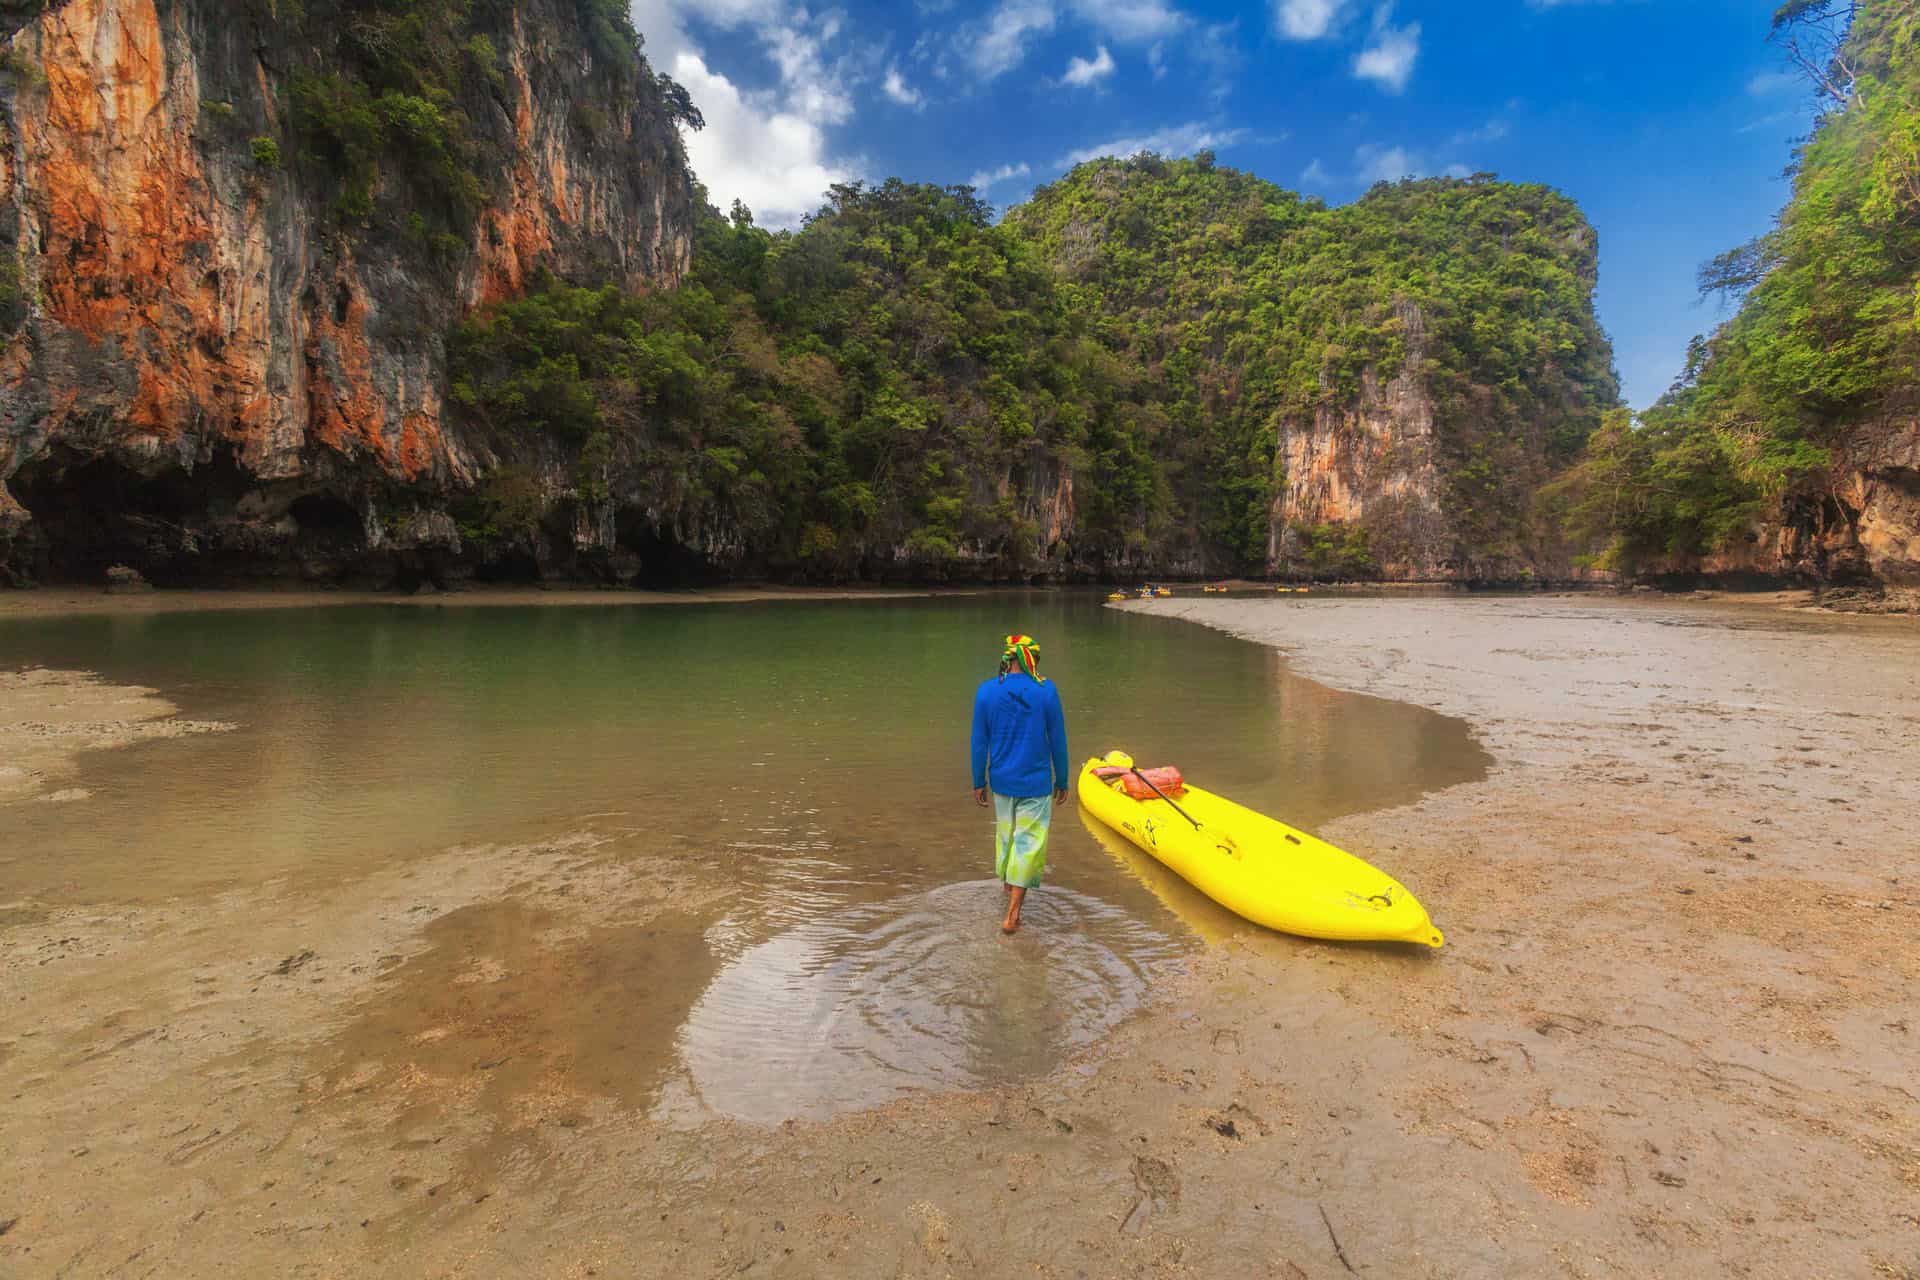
[0,592,1489,1118]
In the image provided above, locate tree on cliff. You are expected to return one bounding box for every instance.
[1556,0,1919,577]
[452,162,1619,581]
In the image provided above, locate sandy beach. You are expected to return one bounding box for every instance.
[1,592,1916,1277]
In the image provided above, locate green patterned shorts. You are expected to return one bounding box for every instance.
[993,792,1052,889]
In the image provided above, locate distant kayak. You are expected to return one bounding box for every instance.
[1077,750,1444,947]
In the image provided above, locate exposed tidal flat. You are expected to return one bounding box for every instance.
[0,590,1914,1276]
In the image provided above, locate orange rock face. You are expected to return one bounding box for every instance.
[0,0,693,524]
[30,0,231,450]
[1268,303,1455,579]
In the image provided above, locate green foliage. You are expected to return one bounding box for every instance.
[267,0,672,247]
[0,251,26,334]
[571,102,611,145]
[575,429,614,505]
[1291,523,1379,580]
[1560,3,1919,573]
[1540,409,1764,572]
[452,165,1617,576]
[453,467,547,543]
[0,41,45,88]
[1006,157,1619,559]
[452,181,1135,572]
[249,136,283,170]
[288,67,479,235]
[577,0,641,75]
[464,33,504,86]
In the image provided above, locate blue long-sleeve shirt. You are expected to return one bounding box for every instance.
[970,672,1070,798]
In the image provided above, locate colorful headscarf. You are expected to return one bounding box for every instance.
[1001,634,1044,681]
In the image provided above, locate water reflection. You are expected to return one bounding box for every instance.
[0,593,1491,1119]
[0,595,1489,904]
[675,881,1187,1122]
[1075,808,1245,948]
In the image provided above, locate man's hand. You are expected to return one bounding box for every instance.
[974,787,989,808]
[1055,789,1070,806]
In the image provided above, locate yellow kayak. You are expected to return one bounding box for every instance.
[1077,751,1444,947]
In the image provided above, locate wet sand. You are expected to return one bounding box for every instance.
[3,594,1917,1277]
[0,668,233,803]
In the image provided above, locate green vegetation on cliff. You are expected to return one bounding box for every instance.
[1553,1,1918,575]
[454,182,1135,576]
[453,161,1619,579]
[246,0,695,245]
[1005,157,1618,565]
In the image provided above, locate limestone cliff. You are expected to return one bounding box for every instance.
[1267,301,1453,580]
[1693,420,1920,586]
[1006,159,1620,584]
[0,0,693,583]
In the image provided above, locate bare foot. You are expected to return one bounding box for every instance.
[1001,917,1019,935]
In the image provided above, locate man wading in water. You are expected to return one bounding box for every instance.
[971,634,1071,935]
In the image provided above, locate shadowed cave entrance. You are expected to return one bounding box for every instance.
[11,449,253,586]
[616,512,714,588]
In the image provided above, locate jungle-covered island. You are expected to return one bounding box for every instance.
[3,5,1920,1279]
[0,0,1913,593]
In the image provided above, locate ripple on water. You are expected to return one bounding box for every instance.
[674,880,1191,1123]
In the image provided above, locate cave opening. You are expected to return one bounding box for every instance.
[289,493,364,539]
[616,514,712,588]
[10,448,251,585]
[468,548,543,584]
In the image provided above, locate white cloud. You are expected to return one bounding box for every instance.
[1061,44,1117,86]
[1067,0,1190,41]
[969,161,1034,191]
[1747,69,1802,97]
[631,0,858,227]
[672,56,852,227]
[1272,0,1350,41]
[1308,143,1478,189]
[763,11,853,125]
[1188,19,1243,100]
[1449,117,1510,147]
[970,0,1058,78]
[1060,121,1246,166]
[1737,108,1803,135]
[966,0,1192,79]
[882,66,924,108]
[1353,5,1419,93]
[1147,41,1167,78]
[1354,142,1421,183]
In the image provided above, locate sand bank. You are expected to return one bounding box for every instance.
[1,594,1915,1277]
[0,668,233,803]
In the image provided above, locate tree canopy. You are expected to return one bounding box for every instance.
[451,161,1620,580]
[1555,0,1917,574]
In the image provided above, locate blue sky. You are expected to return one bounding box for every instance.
[629,0,1823,409]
